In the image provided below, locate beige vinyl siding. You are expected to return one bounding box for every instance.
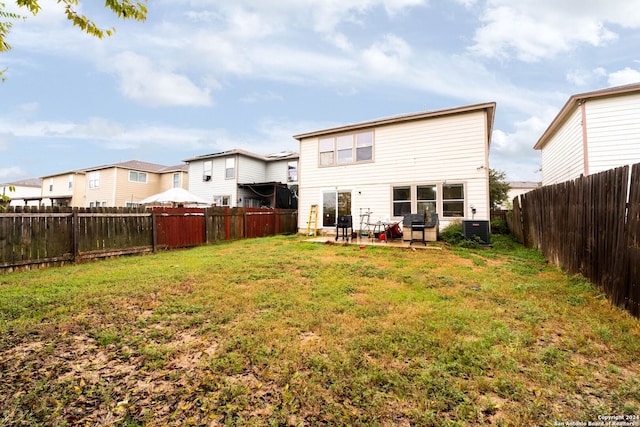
[585,93,640,174]
[298,111,490,232]
[85,169,116,206]
[540,108,584,185]
[115,169,162,206]
[159,171,188,190]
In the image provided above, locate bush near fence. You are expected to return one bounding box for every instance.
[509,164,640,319]
[0,206,297,273]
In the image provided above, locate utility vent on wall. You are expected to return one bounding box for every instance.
[462,220,490,244]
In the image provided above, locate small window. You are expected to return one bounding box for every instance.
[89,172,100,189]
[443,184,464,217]
[392,186,411,217]
[68,175,73,189]
[129,171,147,183]
[203,161,212,181]
[319,138,334,166]
[173,173,180,188]
[225,158,235,179]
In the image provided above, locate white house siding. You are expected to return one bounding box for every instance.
[265,160,291,183]
[298,111,491,233]
[585,93,640,174]
[188,158,238,206]
[238,156,267,183]
[540,108,585,185]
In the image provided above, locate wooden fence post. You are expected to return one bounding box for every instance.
[73,208,80,262]
[152,211,158,252]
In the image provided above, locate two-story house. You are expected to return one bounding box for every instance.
[534,83,640,185]
[293,102,496,234]
[184,149,298,208]
[41,160,189,207]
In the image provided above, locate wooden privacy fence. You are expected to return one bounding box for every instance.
[0,206,297,273]
[509,164,639,319]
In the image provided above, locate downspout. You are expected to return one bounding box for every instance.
[580,101,590,176]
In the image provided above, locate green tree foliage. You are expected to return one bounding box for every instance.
[1,0,147,78]
[489,168,511,209]
[1,185,15,209]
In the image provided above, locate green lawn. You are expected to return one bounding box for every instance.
[0,235,638,426]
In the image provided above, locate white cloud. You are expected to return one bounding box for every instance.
[489,114,552,181]
[0,166,25,180]
[566,67,607,87]
[608,67,640,86]
[469,0,640,62]
[361,34,412,77]
[110,52,212,107]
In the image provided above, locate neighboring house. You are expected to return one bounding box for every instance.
[499,181,540,209]
[534,83,640,186]
[41,160,189,208]
[40,171,87,208]
[184,149,299,208]
[0,178,49,207]
[293,102,496,234]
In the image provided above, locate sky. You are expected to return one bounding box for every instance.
[1,0,640,184]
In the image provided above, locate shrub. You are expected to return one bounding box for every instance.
[439,221,464,245]
[491,218,510,235]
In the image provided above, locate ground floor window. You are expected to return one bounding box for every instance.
[442,184,464,217]
[392,186,411,217]
[323,190,351,227]
[391,183,464,218]
[213,195,231,207]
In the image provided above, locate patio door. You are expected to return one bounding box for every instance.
[322,191,351,227]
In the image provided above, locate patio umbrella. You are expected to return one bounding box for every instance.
[139,188,211,206]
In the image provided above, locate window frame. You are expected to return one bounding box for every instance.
[442,183,465,218]
[225,158,235,180]
[128,170,148,184]
[318,130,374,167]
[391,183,465,219]
[203,161,212,181]
[287,161,298,182]
[173,172,181,188]
[88,172,100,189]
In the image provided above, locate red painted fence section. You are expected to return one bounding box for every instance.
[153,207,205,248]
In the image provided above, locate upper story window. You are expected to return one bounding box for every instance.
[287,161,298,182]
[203,161,212,181]
[88,172,100,189]
[129,171,147,183]
[225,158,235,179]
[48,178,53,192]
[68,175,73,189]
[319,130,374,167]
[173,172,180,188]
